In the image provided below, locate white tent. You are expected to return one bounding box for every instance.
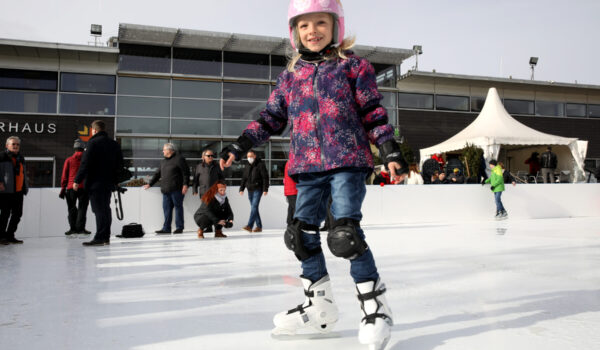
[419,87,588,181]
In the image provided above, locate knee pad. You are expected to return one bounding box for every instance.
[284,220,322,261]
[326,219,368,260]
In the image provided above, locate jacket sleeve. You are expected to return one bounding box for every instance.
[61,158,70,189]
[149,166,161,187]
[261,163,269,192]
[240,72,290,148]
[225,201,234,221]
[74,145,91,184]
[353,57,395,148]
[180,156,191,187]
[192,165,199,193]
[239,165,248,192]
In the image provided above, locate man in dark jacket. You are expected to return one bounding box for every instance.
[60,139,90,235]
[144,143,190,234]
[540,146,558,183]
[74,120,124,246]
[0,136,28,245]
[239,150,269,233]
[192,149,224,198]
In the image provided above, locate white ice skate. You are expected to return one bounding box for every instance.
[271,275,339,338]
[356,279,393,350]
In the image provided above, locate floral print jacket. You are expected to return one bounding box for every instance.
[242,52,395,176]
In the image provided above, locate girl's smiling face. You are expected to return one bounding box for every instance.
[296,12,334,52]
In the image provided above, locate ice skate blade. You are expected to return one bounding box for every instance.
[367,335,390,350]
[271,330,341,340]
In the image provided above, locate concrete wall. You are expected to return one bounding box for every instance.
[14,184,600,238]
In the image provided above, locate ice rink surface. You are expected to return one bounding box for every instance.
[1,217,599,350]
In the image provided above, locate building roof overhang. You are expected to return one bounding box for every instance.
[118,23,414,65]
[0,38,118,63]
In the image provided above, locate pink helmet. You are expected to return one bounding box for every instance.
[288,0,345,51]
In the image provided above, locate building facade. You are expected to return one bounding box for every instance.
[1,23,598,187]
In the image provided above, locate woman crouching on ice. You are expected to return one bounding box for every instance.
[193,180,233,239]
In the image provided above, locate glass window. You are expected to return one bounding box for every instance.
[504,99,534,115]
[59,94,115,115]
[117,96,170,117]
[25,160,54,187]
[116,117,170,134]
[223,101,264,120]
[380,91,396,108]
[122,158,162,180]
[470,97,486,112]
[171,139,221,159]
[271,160,286,179]
[387,109,398,126]
[172,80,221,99]
[118,76,170,96]
[222,162,245,181]
[223,51,269,80]
[436,95,469,111]
[589,104,600,118]
[173,48,222,76]
[60,73,115,94]
[0,90,57,113]
[172,99,221,119]
[223,120,252,136]
[118,44,171,73]
[118,137,168,158]
[223,82,269,101]
[565,103,586,118]
[373,64,396,88]
[0,68,57,91]
[171,118,221,135]
[536,101,564,117]
[271,55,288,80]
[271,142,290,159]
[397,93,433,109]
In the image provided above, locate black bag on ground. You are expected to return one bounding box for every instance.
[117,223,145,238]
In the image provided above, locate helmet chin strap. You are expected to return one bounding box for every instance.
[298,42,335,61]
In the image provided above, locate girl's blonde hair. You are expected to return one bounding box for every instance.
[286,17,356,72]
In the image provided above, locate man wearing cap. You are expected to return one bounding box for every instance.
[447,168,465,184]
[60,139,91,236]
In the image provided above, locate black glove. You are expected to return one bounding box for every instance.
[224,221,233,229]
[220,135,254,161]
[59,188,66,199]
[490,185,495,191]
[378,139,408,175]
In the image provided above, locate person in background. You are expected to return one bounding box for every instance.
[447,168,465,184]
[192,149,224,198]
[194,180,232,239]
[239,150,269,233]
[144,143,190,234]
[432,171,449,184]
[524,151,541,177]
[498,161,517,187]
[59,139,90,236]
[431,153,446,172]
[283,161,298,226]
[0,136,28,245]
[483,159,508,219]
[540,146,558,183]
[372,165,391,185]
[74,120,124,246]
[404,163,424,185]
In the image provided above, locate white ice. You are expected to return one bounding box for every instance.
[1,217,599,350]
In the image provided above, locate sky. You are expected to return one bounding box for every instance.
[1,0,599,85]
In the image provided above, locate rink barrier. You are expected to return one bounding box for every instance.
[16,184,600,238]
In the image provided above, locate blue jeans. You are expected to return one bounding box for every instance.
[494,191,505,212]
[162,191,184,231]
[294,169,379,284]
[247,190,263,229]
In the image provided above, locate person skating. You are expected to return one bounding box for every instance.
[219,1,407,348]
[483,159,508,219]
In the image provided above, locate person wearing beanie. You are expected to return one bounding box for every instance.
[60,139,91,235]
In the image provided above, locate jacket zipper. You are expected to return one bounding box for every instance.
[312,62,325,170]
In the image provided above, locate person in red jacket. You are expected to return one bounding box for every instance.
[60,139,90,235]
[283,161,298,225]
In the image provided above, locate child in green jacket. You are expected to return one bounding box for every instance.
[484,159,507,219]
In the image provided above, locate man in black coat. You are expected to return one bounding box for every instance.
[192,149,224,198]
[0,136,28,245]
[74,120,124,246]
[540,146,558,183]
[239,150,269,233]
[143,143,190,234]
